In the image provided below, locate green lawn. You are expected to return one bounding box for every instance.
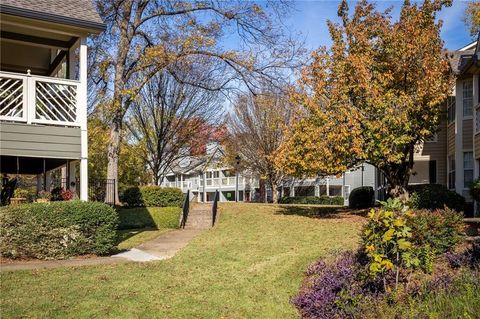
[0,203,363,318]
[115,228,171,251]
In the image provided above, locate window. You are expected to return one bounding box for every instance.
[463,80,473,117]
[329,185,342,197]
[464,152,473,188]
[429,160,437,184]
[448,156,455,190]
[447,96,455,124]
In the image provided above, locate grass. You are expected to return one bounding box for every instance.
[116,206,181,230]
[115,228,171,251]
[0,203,362,318]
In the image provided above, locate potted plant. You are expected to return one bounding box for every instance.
[11,188,29,205]
[61,189,75,201]
[36,190,51,203]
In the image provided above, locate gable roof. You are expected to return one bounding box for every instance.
[0,0,105,33]
[447,49,476,75]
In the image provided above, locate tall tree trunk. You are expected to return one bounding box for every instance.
[259,179,267,203]
[270,181,278,204]
[106,116,122,204]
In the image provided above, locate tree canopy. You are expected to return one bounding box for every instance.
[277,0,453,197]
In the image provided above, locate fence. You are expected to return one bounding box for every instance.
[88,179,116,205]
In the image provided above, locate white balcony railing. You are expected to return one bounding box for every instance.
[0,71,81,126]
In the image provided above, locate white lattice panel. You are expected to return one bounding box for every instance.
[0,76,24,120]
[35,80,77,123]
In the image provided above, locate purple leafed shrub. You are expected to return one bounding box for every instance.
[428,273,454,291]
[445,251,470,269]
[292,252,370,319]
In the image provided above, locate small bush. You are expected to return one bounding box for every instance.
[121,186,184,207]
[121,186,142,206]
[278,196,344,205]
[349,186,374,209]
[408,184,465,212]
[408,208,464,254]
[0,201,118,259]
[469,179,480,202]
[13,187,37,202]
[117,207,181,229]
[292,251,376,319]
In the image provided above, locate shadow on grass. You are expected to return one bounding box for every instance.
[116,207,157,230]
[276,205,369,219]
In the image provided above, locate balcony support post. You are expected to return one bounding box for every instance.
[78,37,88,201]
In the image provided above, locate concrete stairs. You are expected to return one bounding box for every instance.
[184,203,213,230]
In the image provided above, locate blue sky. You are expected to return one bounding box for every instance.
[279,0,472,51]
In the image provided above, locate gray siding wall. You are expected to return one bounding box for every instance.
[0,123,81,159]
[447,124,455,156]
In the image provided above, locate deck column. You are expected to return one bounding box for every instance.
[314,185,320,197]
[79,37,88,201]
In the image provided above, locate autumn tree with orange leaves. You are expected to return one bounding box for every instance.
[277,0,453,198]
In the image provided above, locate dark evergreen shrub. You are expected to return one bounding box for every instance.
[348,186,374,208]
[408,184,465,212]
[278,196,344,205]
[120,186,142,206]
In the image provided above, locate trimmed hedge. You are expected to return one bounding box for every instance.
[408,184,465,212]
[117,207,181,230]
[0,201,118,259]
[120,186,184,207]
[349,186,374,209]
[278,196,344,205]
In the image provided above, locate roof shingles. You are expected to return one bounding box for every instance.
[1,0,104,29]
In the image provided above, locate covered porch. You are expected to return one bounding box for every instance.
[0,155,82,203]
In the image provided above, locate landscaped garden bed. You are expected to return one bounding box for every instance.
[292,199,480,319]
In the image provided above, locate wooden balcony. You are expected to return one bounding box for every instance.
[0,71,81,127]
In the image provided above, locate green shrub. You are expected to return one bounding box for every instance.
[408,184,465,212]
[362,199,464,290]
[117,207,181,229]
[121,186,142,206]
[0,201,118,259]
[121,186,184,207]
[349,186,374,208]
[469,179,480,202]
[278,196,344,205]
[140,186,183,207]
[409,208,464,254]
[13,187,37,202]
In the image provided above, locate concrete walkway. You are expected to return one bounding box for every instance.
[1,228,205,272]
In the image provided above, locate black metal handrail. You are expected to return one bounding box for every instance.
[212,190,219,226]
[180,191,190,228]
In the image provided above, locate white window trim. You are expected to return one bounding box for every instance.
[463,79,474,118]
[475,105,480,135]
[463,150,474,190]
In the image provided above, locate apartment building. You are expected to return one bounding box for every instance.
[0,0,105,200]
[445,39,479,213]
[159,142,259,203]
